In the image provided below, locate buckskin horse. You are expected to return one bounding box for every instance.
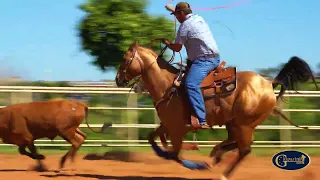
[115,41,318,180]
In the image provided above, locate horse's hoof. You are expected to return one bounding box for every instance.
[214,156,222,165]
[54,170,60,173]
[37,154,45,160]
[220,175,228,180]
[181,160,209,170]
[203,162,213,171]
[210,148,219,158]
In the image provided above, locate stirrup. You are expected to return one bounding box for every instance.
[194,123,211,129]
[188,116,211,130]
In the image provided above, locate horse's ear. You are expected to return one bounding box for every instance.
[129,40,139,51]
[133,40,139,47]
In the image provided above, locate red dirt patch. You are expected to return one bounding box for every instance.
[0,151,318,180]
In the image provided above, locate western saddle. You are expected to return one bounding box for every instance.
[173,60,237,127]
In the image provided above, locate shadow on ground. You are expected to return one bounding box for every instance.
[83,151,135,162]
[82,151,169,164]
[0,169,215,180]
[0,168,57,173]
[41,173,215,180]
[0,169,26,172]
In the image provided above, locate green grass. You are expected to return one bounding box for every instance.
[0,146,319,158]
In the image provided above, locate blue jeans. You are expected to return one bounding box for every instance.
[185,56,220,124]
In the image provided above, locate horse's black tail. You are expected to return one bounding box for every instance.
[272,56,318,101]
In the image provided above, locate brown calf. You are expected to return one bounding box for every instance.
[0,99,89,169]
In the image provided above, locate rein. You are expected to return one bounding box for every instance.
[120,39,184,115]
[147,39,184,113]
[120,44,157,101]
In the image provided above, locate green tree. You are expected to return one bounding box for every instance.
[77,0,175,70]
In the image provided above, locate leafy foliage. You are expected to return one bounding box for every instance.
[77,0,175,70]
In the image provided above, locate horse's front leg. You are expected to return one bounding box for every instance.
[149,125,207,169]
[167,127,210,170]
[148,124,169,151]
[148,124,184,160]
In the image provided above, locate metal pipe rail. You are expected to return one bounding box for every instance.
[0,86,318,149]
[0,89,139,94]
[0,106,318,112]
[0,86,320,93]
[0,90,318,96]
[0,143,319,148]
[0,86,320,96]
[0,86,132,91]
[31,140,320,144]
[78,124,320,130]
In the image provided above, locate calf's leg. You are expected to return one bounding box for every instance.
[27,142,45,160]
[59,128,85,169]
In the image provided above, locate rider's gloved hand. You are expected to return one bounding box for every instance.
[165,4,175,13]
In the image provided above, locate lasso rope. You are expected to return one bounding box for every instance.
[161,0,253,143]
[165,0,253,11]
[165,0,253,41]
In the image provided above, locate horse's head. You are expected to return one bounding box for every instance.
[115,41,158,87]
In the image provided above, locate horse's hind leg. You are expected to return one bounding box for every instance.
[210,122,236,157]
[213,141,237,165]
[222,125,254,179]
[210,121,239,165]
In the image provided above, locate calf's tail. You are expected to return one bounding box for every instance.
[84,105,112,134]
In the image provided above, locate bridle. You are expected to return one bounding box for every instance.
[119,40,187,134]
[119,38,177,82]
[119,44,158,84]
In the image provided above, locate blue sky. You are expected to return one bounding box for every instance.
[0,0,319,81]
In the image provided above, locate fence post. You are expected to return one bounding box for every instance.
[154,109,160,124]
[127,93,138,148]
[279,97,292,146]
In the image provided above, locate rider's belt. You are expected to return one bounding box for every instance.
[200,53,218,59]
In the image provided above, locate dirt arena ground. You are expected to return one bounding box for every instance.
[0,151,318,180]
